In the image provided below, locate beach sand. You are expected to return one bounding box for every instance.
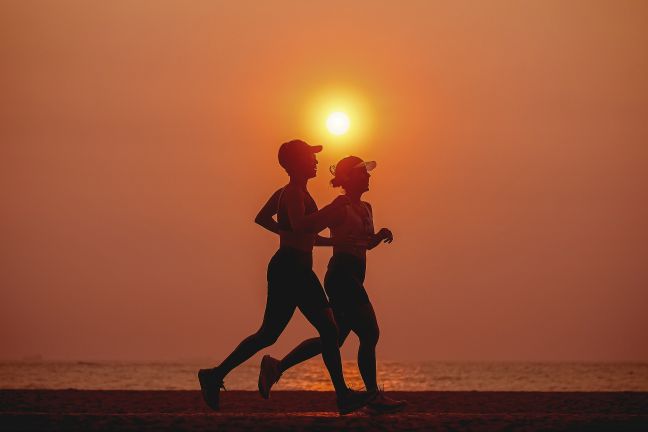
[1,390,647,431]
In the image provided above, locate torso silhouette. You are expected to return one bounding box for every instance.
[277,185,318,252]
[331,198,374,260]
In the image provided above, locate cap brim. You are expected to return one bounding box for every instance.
[310,145,323,153]
[363,161,377,171]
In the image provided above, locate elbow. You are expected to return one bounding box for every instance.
[255,214,269,228]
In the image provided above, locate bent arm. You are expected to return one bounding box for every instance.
[254,189,283,234]
[367,234,381,250]
[314,234,335,247]
[364,202,381,250]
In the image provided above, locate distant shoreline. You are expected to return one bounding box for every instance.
[2,390,647,431]
[3,361,647,392]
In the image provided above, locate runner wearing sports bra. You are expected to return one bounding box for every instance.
[198,141,373,415]
[258,156,407,413]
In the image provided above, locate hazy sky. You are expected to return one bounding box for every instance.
[2,0,647,362]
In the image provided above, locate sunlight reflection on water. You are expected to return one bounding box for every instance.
[1,360,647,391]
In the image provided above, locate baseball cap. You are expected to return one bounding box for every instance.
[278,139,323,170]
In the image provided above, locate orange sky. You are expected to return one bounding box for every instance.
[2,0,647,362]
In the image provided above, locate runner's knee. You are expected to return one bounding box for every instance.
[338,329,350,347]
[255,329,279,348]
[359,325,379,347]
[317,319,339,344]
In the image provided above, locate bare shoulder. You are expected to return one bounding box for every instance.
[283,183,304,197]
[331,194,351,206]
[266,186,286,206]
[272,187,285,199]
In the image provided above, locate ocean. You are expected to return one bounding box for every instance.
[1,361,647,391]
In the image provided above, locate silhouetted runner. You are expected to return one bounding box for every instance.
[198,141,373,415]
[257,156,407,413]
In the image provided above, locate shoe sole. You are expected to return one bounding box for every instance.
[338,398,371,415]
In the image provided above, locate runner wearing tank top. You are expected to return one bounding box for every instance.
[258,155,407,413]
[198,141,374,415]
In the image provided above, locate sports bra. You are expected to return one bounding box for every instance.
[276,187,318,231]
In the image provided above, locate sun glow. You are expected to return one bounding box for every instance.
[298,85,376,155]
[326,112,350,135]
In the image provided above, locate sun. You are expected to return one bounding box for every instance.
[326,112,350,135]
[303,87,373,147]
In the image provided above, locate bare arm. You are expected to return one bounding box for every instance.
[368,228,393,249]
[316,232,369,248]
[254,188,283,234]
[365,202,393,250]
[367,234,381,250]
[284,186,347,234]
[314,234,335,246]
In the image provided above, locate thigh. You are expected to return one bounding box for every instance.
[294,269,331,318]
[302,305,357,349]
[296,270,339,336]
[260,271,297,338]
[324,264,370,315]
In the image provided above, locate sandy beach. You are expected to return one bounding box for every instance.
[1,390,647,431]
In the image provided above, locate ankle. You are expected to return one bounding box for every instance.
[210,367,224,380]
[334,386,351,398]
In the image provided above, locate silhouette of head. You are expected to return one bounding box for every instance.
[330,156,376,193]
[278,139,322,179]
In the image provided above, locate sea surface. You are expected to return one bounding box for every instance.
[1,361,646,392]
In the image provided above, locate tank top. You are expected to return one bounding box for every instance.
[276,186,318,231]
[331,198,374,256]
[343,201,374,237]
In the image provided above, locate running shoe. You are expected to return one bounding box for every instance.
[336,388,374,415]
[258,355,282,399]
[198,368,225,410]
[367,389,407,413]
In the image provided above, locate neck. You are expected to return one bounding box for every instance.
[345,190,363,203]
[288,176,308,190]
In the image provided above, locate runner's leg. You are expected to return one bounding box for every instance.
[213,292,295,379]
[277,319,351,374]
[347,303,379,392]
[300,306,349,396]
